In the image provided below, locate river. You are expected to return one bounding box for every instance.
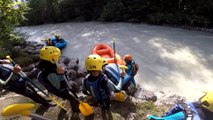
[18,22,213,101]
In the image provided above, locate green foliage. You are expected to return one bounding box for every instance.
[24,0,213,28]
[100,0,128,21]
[0,0,29,58]
[136,101,168,119]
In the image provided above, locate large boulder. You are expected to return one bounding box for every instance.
[134,88,157,102]
[67,69,77,80]
[67,59,79,70]
[22,63,36,72]
[76,69,87,78]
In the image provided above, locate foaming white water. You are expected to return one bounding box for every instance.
[142,38,213,101]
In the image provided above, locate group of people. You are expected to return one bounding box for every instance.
[1,45,212,120]
[0,46,138,120]
[45,35,64,46]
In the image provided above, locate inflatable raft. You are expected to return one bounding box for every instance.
[45,38,67,49]
[92,43,124,65]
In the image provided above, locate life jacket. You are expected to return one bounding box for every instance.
[37,71,66,93]
[103,63,131,86]
[0,64,14,81]
[0,64,21,81]
[84,73,109,101]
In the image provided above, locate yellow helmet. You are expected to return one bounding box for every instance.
[200,91,213,112]
[114,91,126,102]
[102,58,108,66]
[85,54,103,71]
[40,46,61,64]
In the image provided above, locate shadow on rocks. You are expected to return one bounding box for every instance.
[32,105,49,120]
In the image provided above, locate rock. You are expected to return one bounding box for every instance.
[33,49,40,54]
[24,46,35,51]
[26,41,38,46]
[76,69,87,78]
[154,91,186,106]
[67,69,77,80]
[127,113,137,120]
[74,77,84,87]
[78,66,87,74]
[67,59,78,70]
[13,46,22,51]
[61,56,71,65]
[26,68,40,79]
[27,49,34,54]
[135,88,157,102]
[22,64,35,72]
[68,80,80,92]
[70,58,79,65]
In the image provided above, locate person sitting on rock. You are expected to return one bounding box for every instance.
[37,46,80,119]
[82,54,125,119]
[147,91,213,120]
[0,59,55,107]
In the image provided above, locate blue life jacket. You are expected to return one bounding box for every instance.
[103,63,131,85]
[84,74,109,101]
[0,64,14,81]
[0,64,23,89]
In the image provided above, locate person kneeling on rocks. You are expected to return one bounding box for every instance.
[147,91,213,120]
[0,59,55,107]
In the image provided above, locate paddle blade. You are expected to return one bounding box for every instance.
[79,101,94,116]
[119,65,128,70]
[2,103,35,116]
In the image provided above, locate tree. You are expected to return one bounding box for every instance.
[0,0,29,57]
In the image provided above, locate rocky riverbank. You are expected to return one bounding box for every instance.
[0,41,187,120]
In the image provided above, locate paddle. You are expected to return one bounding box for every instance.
[54,60,94,116]
[112,38,127,102]
[5,56,67,111]
[2,103,51,120]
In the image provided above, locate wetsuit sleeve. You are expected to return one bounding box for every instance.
[47,73,61,90]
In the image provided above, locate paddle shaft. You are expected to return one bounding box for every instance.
[54,60,79,100]
[112,38,117,64]
[29,113,51,120]
[54,60,94,116]
[6,56,67,111]
[112,38,122,75]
